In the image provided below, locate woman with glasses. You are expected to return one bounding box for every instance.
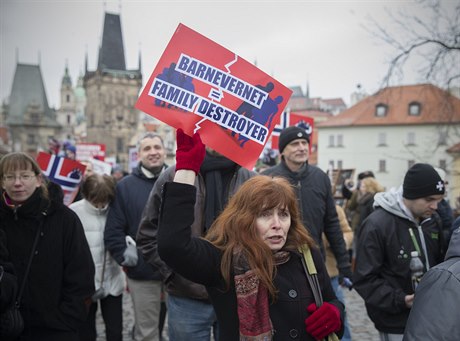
[0,152,95,341]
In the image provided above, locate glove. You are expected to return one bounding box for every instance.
[121,236,138,267]
[338,265,353,289]
[175,128,205,175]
[305,302,342,340]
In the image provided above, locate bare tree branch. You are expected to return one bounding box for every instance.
[365,0,460,91]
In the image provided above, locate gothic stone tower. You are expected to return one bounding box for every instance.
[6,63,61,155]
[84,12,142,167]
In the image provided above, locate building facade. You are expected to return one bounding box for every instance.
[317,84,460,204]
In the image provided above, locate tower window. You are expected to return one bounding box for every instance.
[66,94,70,103]
[117,138,124,153]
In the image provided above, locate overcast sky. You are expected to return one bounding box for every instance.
[1,0,457,109]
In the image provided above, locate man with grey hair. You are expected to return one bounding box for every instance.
[105,132,167,341]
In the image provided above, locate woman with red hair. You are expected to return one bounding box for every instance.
[157,130,344,341]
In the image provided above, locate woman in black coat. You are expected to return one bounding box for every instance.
[0,152,95,341]
[157,130,344,341]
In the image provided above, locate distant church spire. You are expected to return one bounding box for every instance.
[85,50,88,74]
[62,59,72,86]
[97,12,126,71]
[306,78,310,99]
[138,44,142,72]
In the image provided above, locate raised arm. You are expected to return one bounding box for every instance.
[157,129,221,286]
[173,128,205,185]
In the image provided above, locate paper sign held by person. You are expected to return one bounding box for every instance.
[136,23,292,169]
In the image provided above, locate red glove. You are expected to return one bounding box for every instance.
[175,128,205,174]
[305,302,342,340]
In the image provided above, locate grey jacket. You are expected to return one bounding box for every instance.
[137,165,255,300]
[403,227,460,341]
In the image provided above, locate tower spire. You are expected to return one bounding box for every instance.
[306,78,310,99]
[138,43,142,72]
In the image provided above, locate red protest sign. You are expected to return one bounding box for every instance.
[76,143,106,161]
[136,23,292,169]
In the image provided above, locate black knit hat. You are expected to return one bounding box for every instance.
[278,126,310,153]
[358,171,375,180]
[403,163,445,199]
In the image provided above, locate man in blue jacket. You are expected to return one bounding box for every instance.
[105,133,167,341]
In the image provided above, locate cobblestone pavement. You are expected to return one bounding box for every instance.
[96,288,379,340]
[344,288,380,341]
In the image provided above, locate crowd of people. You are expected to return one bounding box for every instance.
[0,125,459,341]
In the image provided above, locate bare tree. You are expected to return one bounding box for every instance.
[366,0,460,91]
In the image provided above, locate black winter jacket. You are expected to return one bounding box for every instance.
[262,161,350,271]
[353,188,445,334]
[157,182,345,341]
[105,164,166,280]
[0,188,95,337]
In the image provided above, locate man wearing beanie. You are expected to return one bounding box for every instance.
[262,126,353,288]
[353,163,447,341]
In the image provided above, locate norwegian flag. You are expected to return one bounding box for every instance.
[36,152,86,206]
[270,111,314,151]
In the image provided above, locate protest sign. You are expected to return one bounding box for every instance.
[136,23,292,169]
[36,152,86,206]
[128,147,138,172]
[76,143,106,161]
[89,158,112,175]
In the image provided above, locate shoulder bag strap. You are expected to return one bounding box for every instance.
[16,215,45,306]
[299,245,323,306]
[300,245,340,341]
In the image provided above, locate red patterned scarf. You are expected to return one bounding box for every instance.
[233,251,290,340]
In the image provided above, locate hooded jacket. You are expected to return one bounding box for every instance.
[353,187,445,334]
[403,227,460,340]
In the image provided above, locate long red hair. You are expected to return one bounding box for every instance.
[205,175,315,298]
